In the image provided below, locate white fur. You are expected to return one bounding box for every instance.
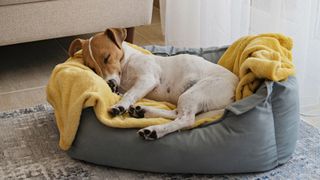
[111,42,239,140]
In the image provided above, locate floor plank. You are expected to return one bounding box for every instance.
[0,40,67,93]
[303,117,320,129]
[136,24,164,46]
[0,86,46,111]
[133,32,153,46]
[151,7,161,25]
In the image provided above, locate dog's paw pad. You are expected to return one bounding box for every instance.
[149,131,157,139]
[128,105,135,114]
[138,131,145,137]
[138,129,158,140]
[109,108,120,116]
[109,106,126,116]
[118,106,125,112]
[129,105,145,118]
[143,129,151,135]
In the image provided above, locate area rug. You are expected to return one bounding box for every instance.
[0,104,319,179]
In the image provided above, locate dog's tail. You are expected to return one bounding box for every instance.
[195,109,225,121]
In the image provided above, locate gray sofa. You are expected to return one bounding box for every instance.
[0,0,153,46]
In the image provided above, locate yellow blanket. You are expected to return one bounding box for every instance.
[218,33,295,100]
[46,45,220,150]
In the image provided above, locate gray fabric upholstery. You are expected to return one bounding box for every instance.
[67,46,300,174]
[0,0,153,45]
[0,0,55,6]
[271,77,300,164]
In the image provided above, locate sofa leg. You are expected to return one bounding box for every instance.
[125,27,135,43]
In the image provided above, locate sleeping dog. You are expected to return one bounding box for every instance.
[68,28,239,140]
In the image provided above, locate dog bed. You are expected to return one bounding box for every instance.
[66,45,300,174]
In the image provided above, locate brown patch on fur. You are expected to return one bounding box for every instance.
[68,38,84,57]
[68,28,127,79]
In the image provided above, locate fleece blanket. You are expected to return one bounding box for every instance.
[218,33,295,100]
[47,34,294,150]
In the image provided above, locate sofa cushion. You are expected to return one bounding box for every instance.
[0,0,153,46]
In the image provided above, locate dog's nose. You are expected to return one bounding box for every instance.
[107,79,118,93]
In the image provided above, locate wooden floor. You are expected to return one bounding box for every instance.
[0,7,164,112]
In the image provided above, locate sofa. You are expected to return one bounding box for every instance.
[0,0,154,46]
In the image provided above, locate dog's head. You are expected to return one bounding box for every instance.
[68,28,127,92]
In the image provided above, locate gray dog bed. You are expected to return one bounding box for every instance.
[67,45,300,174]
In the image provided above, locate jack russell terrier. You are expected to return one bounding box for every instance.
[68,28,239,140]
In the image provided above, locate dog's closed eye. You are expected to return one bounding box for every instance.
[104,55,110,64]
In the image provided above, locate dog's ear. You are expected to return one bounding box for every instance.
[105,28,127,49]
[68,38,85,57]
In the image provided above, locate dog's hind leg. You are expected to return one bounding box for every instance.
[137,76,236,140]
[129,105,177,119]
[137,86,201,140]
[137,99,197,140]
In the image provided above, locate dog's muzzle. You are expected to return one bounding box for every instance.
[107,79,119,93]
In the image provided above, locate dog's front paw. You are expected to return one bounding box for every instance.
[138,128,158,140]
[128,105,146,118]
[108,106,126,116]
[107,79,119,94]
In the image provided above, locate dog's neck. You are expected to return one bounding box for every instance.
[121,42,144,69]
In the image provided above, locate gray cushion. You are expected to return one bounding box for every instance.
[67,46,300,174]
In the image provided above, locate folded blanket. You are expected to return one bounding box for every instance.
[46,45,221,150]
[218,33,295,100]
